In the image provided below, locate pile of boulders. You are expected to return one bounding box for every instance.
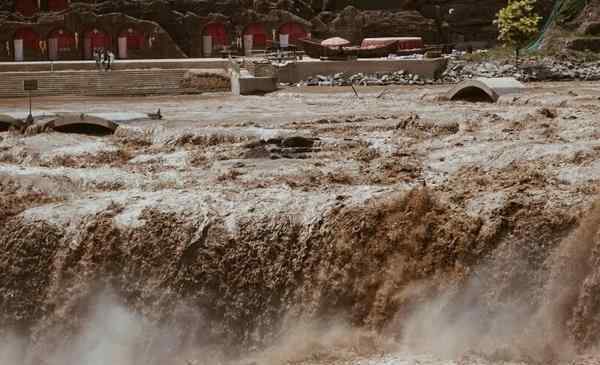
[295,57,600,87]
[296,71,440,87]
[442,58,600,83]
[242,136,319,160]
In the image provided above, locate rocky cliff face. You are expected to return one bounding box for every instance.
[545,0,600,53]
[0,0,557,58]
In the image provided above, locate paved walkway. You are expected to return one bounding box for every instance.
[0,58,231,72]
[0,58,228,66]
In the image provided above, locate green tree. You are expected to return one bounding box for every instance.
[494,0,542,64]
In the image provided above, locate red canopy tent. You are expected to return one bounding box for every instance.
[203,23,227,46]
[15,0,39,16]
[15,28,40,50]
[47,0,69,11]
[278,22,307,44]
[243,23,267,47]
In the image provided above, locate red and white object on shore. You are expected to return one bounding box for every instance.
[321,37,351,48]
[361,37,423,51]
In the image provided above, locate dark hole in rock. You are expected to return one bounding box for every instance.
[53,123,115,136]
[0,121,12,132]
[451,86,494,103]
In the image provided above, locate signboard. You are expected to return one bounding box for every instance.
[23,80,38,91]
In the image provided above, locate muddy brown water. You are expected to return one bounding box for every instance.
[1,82,600,365]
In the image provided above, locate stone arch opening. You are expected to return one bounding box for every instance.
[83,28,111,59]
[202,22,228,57]
[53,123,115,135]
[243,23,267,51]
[15,0,39,17]
[0,116,19,132]
[450,86,495,103]
[48,28,76,60]
[118,27,144,59]
[14,28,41,61]
[447,78,525,103]
[278,22,307,47]
[51,116,117,136]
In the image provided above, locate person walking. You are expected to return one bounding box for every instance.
[100,48,106,71]
[102,49,109,71]
[107,50,115,71]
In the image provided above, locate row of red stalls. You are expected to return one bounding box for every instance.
[202,21,307,56]
[15,0,69,17]
[12,27,145,61]
[9,21,308,61]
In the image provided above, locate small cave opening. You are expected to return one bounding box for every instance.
[451,86,495,103]
[53,123,115,136]
[0,121,12,132]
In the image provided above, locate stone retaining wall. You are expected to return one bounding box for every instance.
[276,58,448,83]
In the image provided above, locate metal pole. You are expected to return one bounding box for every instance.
[26,90,33,124]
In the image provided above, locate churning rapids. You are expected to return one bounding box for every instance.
[1,83,600,365]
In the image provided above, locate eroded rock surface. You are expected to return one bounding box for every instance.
[0,0,557,59]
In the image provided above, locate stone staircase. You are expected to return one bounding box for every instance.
[0,68,204,98]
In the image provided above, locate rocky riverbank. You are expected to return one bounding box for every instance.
[294,56,600,87]
[442,57,600,82]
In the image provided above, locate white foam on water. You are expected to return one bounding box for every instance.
[89,112,148,121]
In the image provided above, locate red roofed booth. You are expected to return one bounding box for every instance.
[14,28,41,61]
[243,23,267,48]
[48,28,77,60]
[84,28,111,59]
[278,22,307,45]
[118,28,144,59]
[202,22,228,56]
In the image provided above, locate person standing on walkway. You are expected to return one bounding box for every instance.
[100,49,106,71]
[102,49,108,71]
[93,48,100,70]
[107,50,115,71]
